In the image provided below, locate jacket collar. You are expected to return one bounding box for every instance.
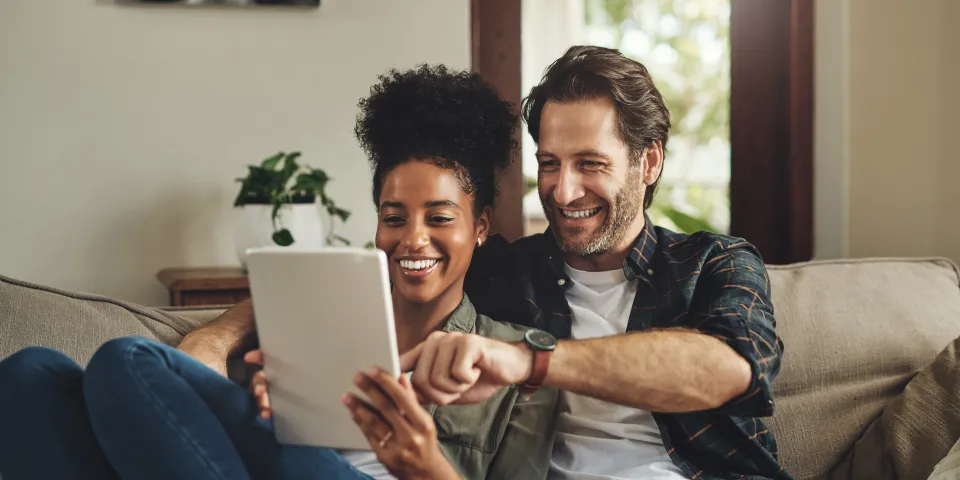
[441,294,477,333]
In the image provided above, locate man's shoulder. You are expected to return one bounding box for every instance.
[469,232,551,279]
[653,226,766,265]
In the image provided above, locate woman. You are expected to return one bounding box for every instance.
[0,65,557,480]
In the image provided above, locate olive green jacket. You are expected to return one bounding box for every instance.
[430,295,559,480]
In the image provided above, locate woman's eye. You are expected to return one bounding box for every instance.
[383,216,405,226]
[431,216,454,224]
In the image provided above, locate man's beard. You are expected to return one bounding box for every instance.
[546,168,645,257]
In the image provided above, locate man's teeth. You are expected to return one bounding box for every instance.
[400,259,439,271]
[561,207,602,219]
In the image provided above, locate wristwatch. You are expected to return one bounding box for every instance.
[519,329,557,394]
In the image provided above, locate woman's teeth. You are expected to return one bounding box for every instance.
[561,207,602,219]
[399,259,438,270]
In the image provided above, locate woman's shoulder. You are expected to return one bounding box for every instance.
[473,313,529,342]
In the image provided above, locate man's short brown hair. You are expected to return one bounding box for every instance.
[521,45,671,209]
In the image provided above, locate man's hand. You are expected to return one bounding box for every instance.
[399,332,533,406]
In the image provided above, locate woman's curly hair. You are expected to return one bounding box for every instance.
[354,64,518,213]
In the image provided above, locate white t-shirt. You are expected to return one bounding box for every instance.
[548,264,686,480]
[339,450,396,479]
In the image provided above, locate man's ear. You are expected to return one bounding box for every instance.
[642,140,664,186]
[476,206,493,244]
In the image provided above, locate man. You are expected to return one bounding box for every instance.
[181,46,787,479]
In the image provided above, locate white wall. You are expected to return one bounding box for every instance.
[845,0,960,262]
[814,0,960,264]
[813,0,849,259]
[0,0,470,305]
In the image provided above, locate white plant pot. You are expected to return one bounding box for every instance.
[234,203,325,268]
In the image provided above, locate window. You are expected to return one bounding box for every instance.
[521,0,731,236]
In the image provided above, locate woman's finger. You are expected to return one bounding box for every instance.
[343,394,392,448]
[251,371,271,419]
[243,349,264,366]
[396,373,438,432]
[355,371,407,430]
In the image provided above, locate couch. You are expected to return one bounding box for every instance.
[2,257,960,479]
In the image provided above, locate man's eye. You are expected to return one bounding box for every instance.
[383,216,405,226]
[538,160,559,170]
[582,161,603,170]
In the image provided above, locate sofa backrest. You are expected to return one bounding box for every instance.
[0,274,206,365]
[766,257,960,479]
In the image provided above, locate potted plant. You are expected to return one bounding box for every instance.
[233,151,350,266]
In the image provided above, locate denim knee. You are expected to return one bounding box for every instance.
[0,346,80,404]
[86,336,155,375]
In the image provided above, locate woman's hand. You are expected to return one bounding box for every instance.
[343,369,461,480]
[243,349,272,420]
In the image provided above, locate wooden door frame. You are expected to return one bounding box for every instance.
[730,0,814,264]
[471,0,524,242]
[473,0,815,261]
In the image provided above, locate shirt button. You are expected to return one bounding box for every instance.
[557,279,566,286]
[647,268,654,275]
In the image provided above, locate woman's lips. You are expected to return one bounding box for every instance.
[397,258,441,280]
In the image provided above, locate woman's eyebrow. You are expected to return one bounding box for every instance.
[379,200,404,210]
[425,200,460,210]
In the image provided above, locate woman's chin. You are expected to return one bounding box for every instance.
[395,285,438,305]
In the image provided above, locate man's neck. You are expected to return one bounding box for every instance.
[563,215,647,272]
[392,283,464,354]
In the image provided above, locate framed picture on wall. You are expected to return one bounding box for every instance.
[123,0,320,6]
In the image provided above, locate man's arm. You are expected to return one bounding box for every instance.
[177,299,257,376]
[544,329,751,412]
[543,243,780,414]
[403,243,780,415]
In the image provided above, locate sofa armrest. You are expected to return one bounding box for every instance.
[158,306,229,330]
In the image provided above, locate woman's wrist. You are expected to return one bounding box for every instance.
[422,456,460,480]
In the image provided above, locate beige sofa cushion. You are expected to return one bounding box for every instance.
[767,257,960,479]
[0,274,211,365]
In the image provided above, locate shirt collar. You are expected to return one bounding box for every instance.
[441,294,478,333]
[541,213,659,284]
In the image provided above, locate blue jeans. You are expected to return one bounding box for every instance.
[0,337,375,480]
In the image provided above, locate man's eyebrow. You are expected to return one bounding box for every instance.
[573,149,613,161]
[535,150,613,161]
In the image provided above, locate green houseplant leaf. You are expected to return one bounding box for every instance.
[272,229,294,247]
[659,205,717,233]
[235,151,351,247]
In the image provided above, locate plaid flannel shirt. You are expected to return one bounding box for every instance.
[464,217,790,480]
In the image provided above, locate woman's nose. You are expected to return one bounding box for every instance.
[401,223,430,249]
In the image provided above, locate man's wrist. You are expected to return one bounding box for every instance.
[514,341,535,384]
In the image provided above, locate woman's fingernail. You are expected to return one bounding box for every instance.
[341,393,351,405]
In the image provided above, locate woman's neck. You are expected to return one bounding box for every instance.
[392,286,464,354]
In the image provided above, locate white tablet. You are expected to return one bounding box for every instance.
[245,246,400,450]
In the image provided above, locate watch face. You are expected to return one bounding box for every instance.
[526,329,557,350]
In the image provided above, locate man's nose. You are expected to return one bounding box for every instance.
[553,166,585,206]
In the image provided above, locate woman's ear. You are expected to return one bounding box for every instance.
[476,206,492,245]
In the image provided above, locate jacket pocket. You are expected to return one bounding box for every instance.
[432,386,517,453]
